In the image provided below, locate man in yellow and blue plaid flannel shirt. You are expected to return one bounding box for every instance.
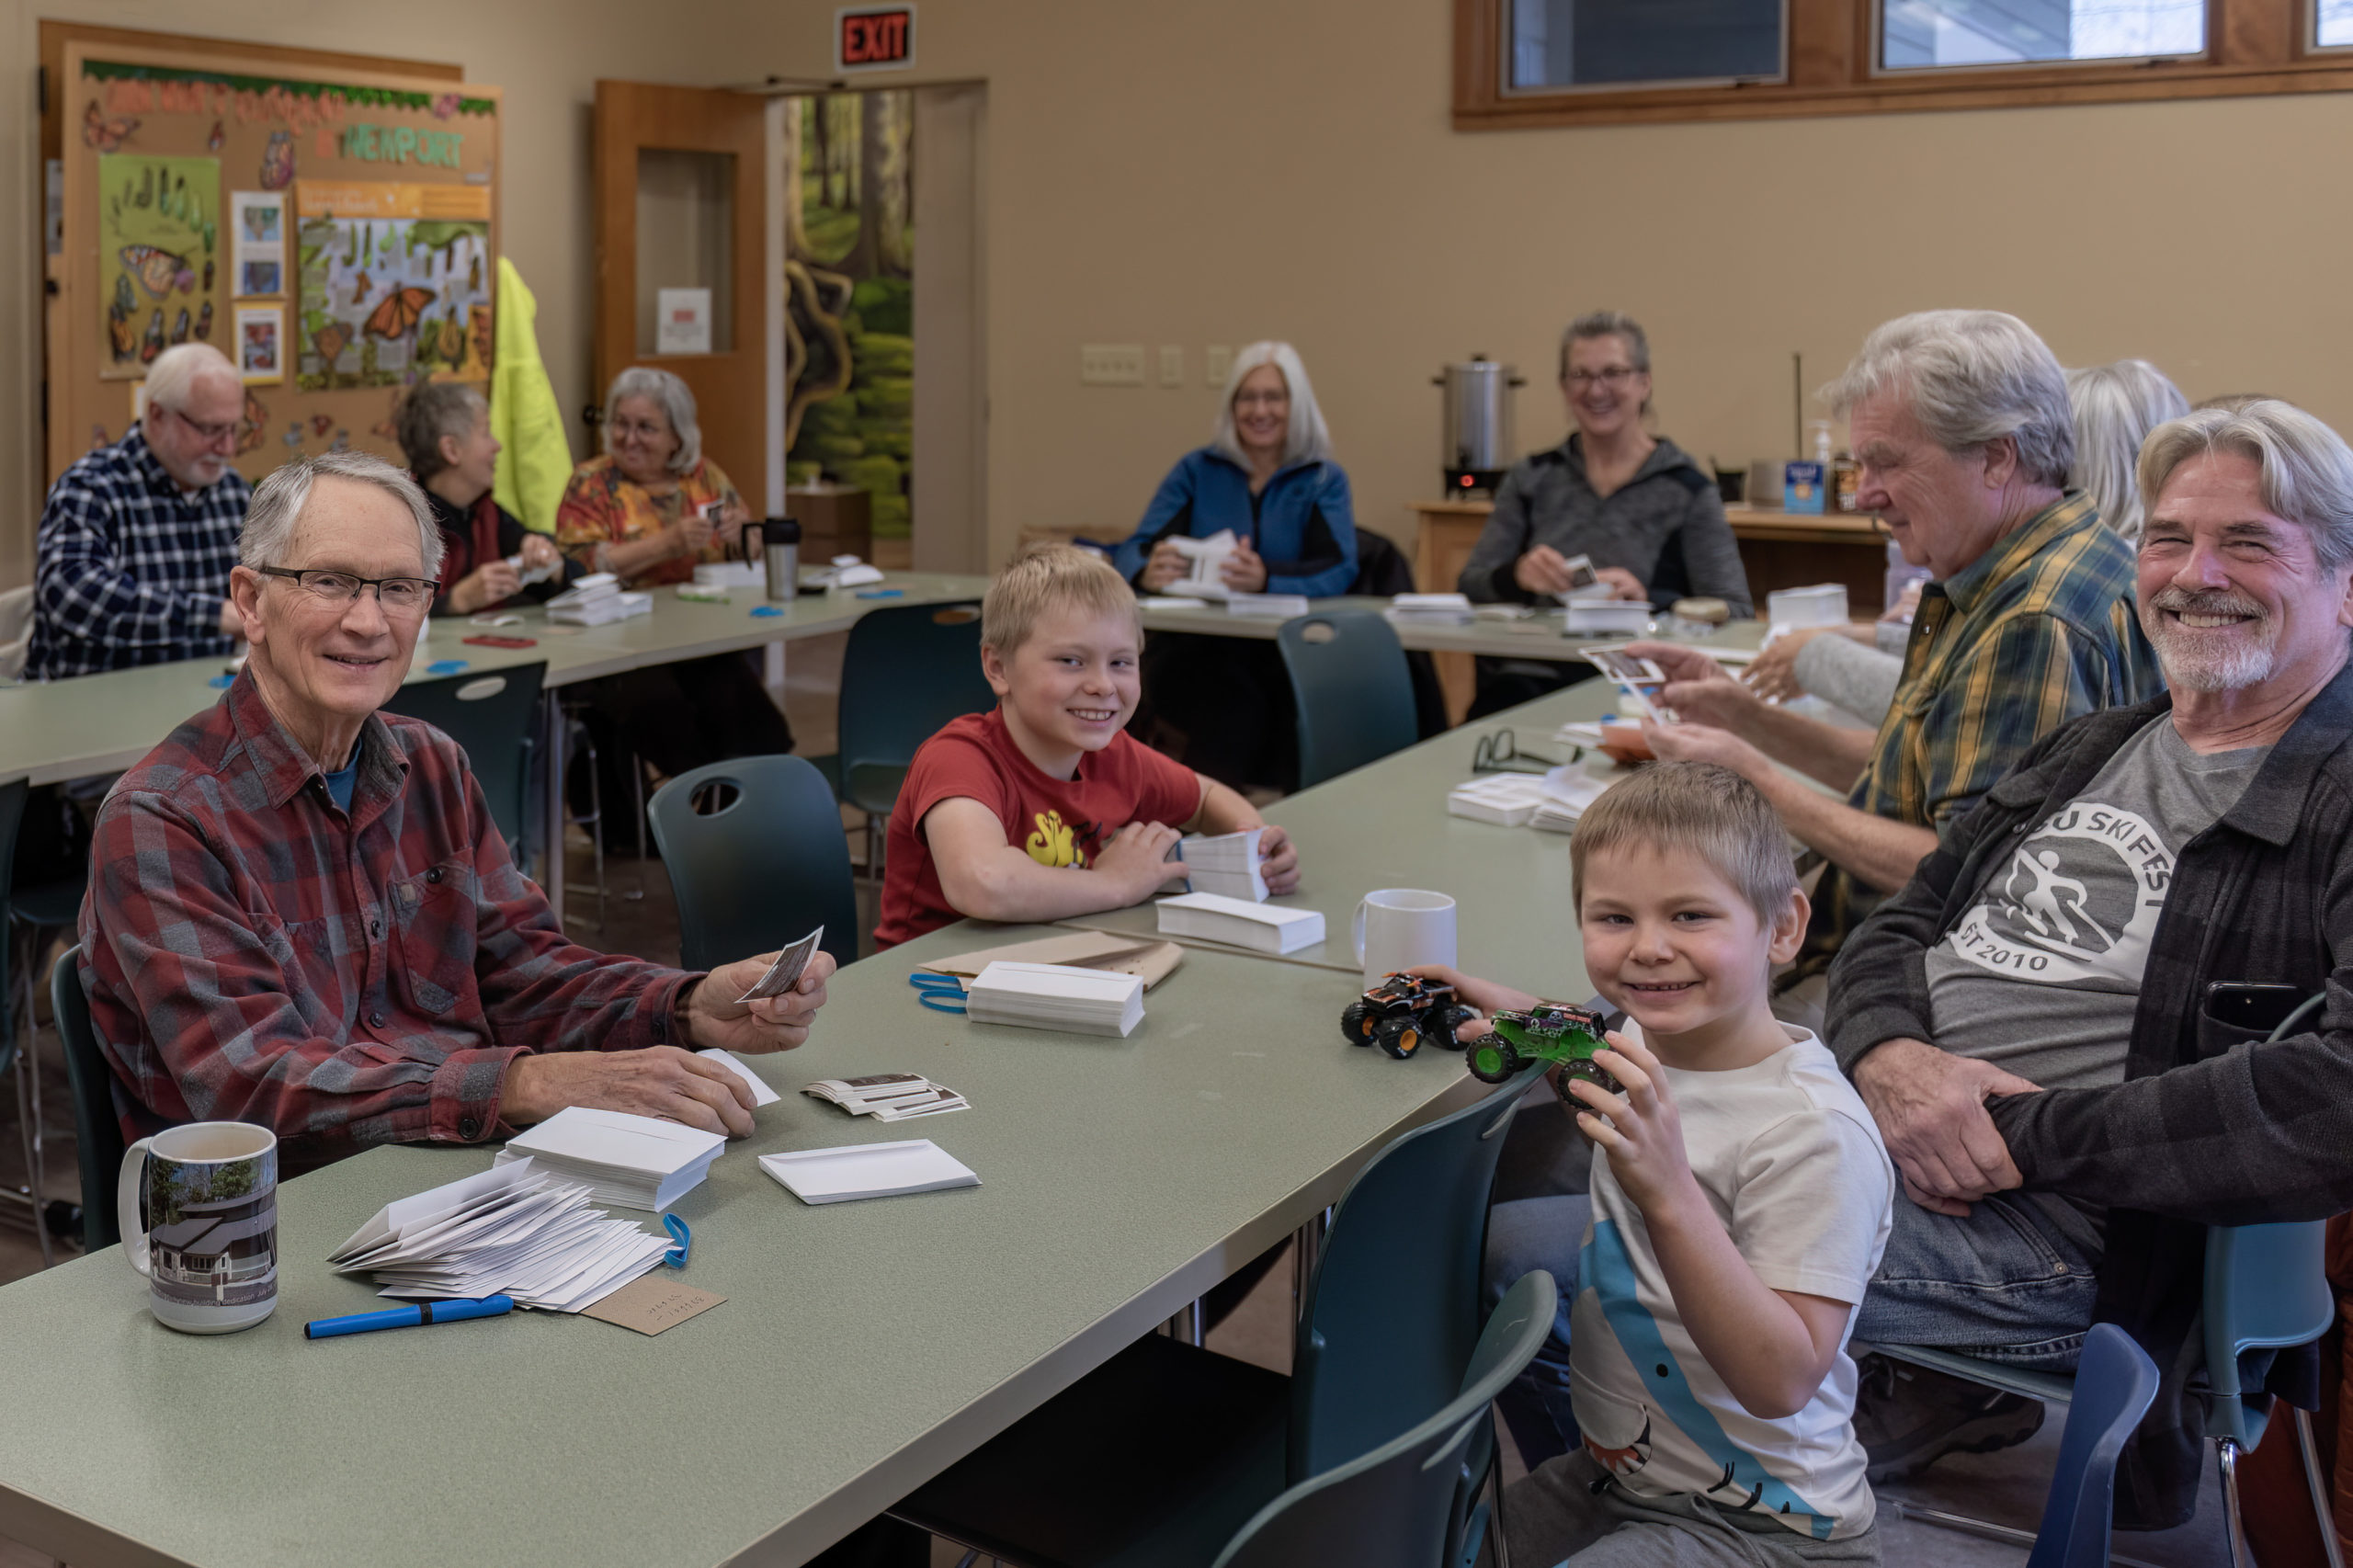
[1626,312,2164,1021]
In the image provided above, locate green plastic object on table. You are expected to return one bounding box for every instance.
[1339,972,1480,1061]
[1464,1002,1617,1093]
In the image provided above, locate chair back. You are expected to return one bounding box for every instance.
[2202,1220,2334,1450]
[1289,1064,1543,1483]
[1214,1269,1556,1568]
[647,754,860,971]
[835,602,993,814]
[2026,1323,2160,1568]
[0,777,24,1077]
[380,662,547,854]
[0,585,33,681]
[1276,612,1419,788]
[51,944,128,1252]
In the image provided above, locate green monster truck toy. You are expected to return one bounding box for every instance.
[1464,1003,1619,1093]
[1340,973,1482,1061]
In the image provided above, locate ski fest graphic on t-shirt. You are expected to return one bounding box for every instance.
[1941,798,2171,987]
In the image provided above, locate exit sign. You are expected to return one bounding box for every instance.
[835,5,915,72]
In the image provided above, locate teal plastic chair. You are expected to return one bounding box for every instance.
[381,662,547,857]
[892,1063,1545,1567]
[1275,612,1419,789]
[51,944,125,1252]
[803,602,992,869]
[1211,1269,1557,1568]
[2026,1324,2160,1568]
[647,755,860,972]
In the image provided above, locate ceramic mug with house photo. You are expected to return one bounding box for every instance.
[116,1122,279,1334]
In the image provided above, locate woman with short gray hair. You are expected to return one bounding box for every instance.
[555,367,748,587]
[1456,309,1751,717]
[395,381,574,616]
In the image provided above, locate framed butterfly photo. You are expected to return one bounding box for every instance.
[231,191,287,300]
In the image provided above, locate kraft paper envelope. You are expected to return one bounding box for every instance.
[920,930,1186,990]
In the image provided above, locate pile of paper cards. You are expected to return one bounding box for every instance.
[494,1106,727,1212]
[965,960,1146,1037]
[1227,593,1311,619]
[546,573,653,627]
[1387,592,1473,625]
[1160,530,1238,599]
[1178,828,1267,902]
[759,1141,980,1205]
[1530,767,1611,833]
[328,1158,672,1312]
[803,1073,969,1120]
[1156,891,1325,954]
[1448,774,1550,827]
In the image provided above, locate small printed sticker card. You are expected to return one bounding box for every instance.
[736,927,824,1003]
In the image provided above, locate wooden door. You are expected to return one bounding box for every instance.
[592,82,768,506]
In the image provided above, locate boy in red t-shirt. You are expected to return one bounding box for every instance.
[875,546,1300,947]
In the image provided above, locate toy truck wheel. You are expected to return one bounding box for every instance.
[1340,1000,1377,1047]
[1557,1058,1620,1097]
[1442,1006,1481,1042]
[1373,1017,1422,1060]
[1465,1033,1523,1084]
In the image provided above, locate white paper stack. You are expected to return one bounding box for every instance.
[1530,766,1613,834]
[492,1106,727,1212]
[328,1159,674,1312]
[759,1141,980,1205]
[1179,828,1267,902]
[1160,529,1237,600]
[696,1048,782,1107]
[1563,600,1653,636]
[806,555,886,589]
[1448,774,1549,827]
[692,560,766,590]
[1156,891,1326,954]
[964,961,1146,1038]
[1768,583,1848,631]
[1228,593,1312,619]
[545,574,654,627]
[803,1074,970,1120]
[1387,592,1473,625]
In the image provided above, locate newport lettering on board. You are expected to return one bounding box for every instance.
[835,5,915,72]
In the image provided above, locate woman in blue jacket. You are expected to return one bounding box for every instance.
[1113,341,1358,788]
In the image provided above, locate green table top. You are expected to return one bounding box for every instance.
[1139,597,1770,662]
[0,921,1493,1568]
[0,574,993,787]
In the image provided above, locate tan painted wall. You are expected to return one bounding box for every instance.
[10,0,2353,585]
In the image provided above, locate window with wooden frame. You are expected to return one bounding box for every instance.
[1455,0,2353,127]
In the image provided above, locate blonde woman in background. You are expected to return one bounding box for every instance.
[1747,358,2188,722]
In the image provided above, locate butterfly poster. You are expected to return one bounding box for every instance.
[97,153,222,377]
[293,181,491,391]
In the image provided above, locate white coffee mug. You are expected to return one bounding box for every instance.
[118,1120,279,1334]
[1353,888,1458,987]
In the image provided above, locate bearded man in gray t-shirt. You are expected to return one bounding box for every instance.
[1824,398,2353,1528]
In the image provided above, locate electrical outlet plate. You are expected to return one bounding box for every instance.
[1204,345,1233,387]
[1080,344,1146,386]
[1159,345,1183,387]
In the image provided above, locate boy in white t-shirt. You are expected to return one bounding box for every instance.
[1428,762,1894,1563]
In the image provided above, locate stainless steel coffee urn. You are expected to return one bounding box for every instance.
[1434,356,1525,496]
[745,517,801,600]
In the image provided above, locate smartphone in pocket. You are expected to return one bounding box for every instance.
[2202,982,2312,1036]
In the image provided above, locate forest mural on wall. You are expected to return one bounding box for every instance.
[783,91,912,540]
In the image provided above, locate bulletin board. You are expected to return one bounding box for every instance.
[50,40,501,487]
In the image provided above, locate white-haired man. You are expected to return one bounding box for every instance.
[1624,312,2164,1024]
[80,451,833,1176]
[29,343,251,679]
[1827,399,2353,1527]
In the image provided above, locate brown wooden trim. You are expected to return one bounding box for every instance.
[39,22,459,163]
[1455,0,2353,129]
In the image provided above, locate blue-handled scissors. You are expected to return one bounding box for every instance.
[663,1213,691,1267]
[909,971,968,1014]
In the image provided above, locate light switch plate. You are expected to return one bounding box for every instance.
[1204,345,1234,387]
[1159,345,1184,387]
[1080,344,1146,386]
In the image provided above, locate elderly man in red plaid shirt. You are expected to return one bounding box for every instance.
[78,449,832,1174]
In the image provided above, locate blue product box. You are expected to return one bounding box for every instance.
[1783,460,1826,515]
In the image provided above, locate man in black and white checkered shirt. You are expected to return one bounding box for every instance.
[28,343,251,681]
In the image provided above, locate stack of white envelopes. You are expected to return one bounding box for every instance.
[964,960,1146,1037]
[1179,828,1267,902]
[1387,592,1474,625]
[759,1141,980,1205]
[327,1158,673,1312]
[1156,891,1325,954]
[1448,774,1550,827]
[1530,767,1612,833]
[493,1106,727,1212]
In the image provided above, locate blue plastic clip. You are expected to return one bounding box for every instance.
[663,1212,690,1267]
[749,605,785,619]
[855,588,904,599]
[426,659,469,676]
[909,971,968,1014]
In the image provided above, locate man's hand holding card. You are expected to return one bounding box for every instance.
[684,928,835,1055]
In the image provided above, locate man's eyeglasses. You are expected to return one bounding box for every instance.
[255,566,438,613]
[159,403,241,445]
[1565,367,1642,389]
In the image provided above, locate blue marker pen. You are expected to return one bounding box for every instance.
[305,1294,516,1339]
